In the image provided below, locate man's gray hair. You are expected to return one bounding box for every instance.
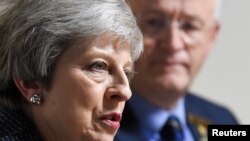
[0,0,143,91]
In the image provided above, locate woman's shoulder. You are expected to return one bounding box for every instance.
[0,107,43,141]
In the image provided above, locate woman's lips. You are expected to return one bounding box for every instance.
[100,113,122,129]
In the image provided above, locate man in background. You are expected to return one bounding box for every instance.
[115,0,238,141]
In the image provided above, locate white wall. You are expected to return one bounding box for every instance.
[191,0,250,124]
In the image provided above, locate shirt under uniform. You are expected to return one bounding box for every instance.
[128,93,194,141]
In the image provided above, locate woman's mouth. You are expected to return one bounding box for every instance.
[99,113,122,129]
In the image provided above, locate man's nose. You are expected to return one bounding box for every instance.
[105,72,132,102]
[160,23,185,52]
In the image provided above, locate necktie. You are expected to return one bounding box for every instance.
[160,115,184,141]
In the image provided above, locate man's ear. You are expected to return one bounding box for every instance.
[210,20,221,45]
[14,79,42,102]
[207,20,221,53]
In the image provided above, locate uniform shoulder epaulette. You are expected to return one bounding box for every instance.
[188,114,212,141]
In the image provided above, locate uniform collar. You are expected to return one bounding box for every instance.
[129,92,187,138]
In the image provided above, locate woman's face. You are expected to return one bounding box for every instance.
[34,36,133,141]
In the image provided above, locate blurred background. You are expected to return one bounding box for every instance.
[191,0,250,124]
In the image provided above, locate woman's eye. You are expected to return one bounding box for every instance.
[88,61,108,72]
[124,69,134,82]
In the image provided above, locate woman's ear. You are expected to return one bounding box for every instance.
[13,79,42,103]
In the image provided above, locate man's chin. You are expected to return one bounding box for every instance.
[153,75,190,94]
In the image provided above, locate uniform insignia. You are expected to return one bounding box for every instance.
[188,114,212,141]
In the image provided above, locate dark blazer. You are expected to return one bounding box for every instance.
[0,107,43,141]
[114,93,239,141]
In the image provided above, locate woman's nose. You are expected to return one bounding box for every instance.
[105,73,132,102]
